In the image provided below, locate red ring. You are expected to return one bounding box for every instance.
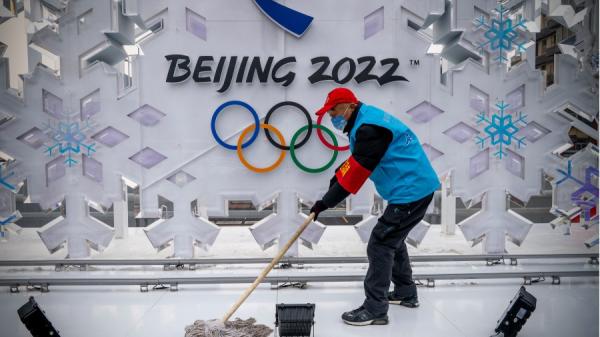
[316,113,350,151]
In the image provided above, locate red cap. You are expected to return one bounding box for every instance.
[315,88,358,115]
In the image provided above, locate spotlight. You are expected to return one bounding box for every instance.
[17,296,61,337]
[275,303,315,337]
[494,286,536,337]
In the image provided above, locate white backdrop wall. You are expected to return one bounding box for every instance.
[0,0,597,259]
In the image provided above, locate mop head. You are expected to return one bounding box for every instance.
[184,318,273,337]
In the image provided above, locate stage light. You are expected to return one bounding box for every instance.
[17,296,61,337]
[275,303,315,337]
[494,286,536,337]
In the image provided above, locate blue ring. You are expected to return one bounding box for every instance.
[211,100,260,150]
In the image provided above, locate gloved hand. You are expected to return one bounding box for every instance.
[310,200,328,221]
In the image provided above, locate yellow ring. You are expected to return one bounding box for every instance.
[237,123,286,173]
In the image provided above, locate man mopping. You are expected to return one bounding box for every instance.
[310,87,440,326]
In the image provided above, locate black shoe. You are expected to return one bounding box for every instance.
[341,306,389,326]
[388,293,420,308]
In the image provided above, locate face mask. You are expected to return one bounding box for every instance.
[331,115,347,130]
[331,106,349,130]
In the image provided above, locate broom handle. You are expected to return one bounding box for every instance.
[221,212,316,323]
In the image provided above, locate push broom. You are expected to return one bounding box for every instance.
[185,213,316,337]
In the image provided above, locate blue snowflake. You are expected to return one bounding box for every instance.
[475,100,527,159]
[474,4,528,63]
[0,165,16,191]
[556,160,599,222]
[43,119,96,167]
[0,214,17,238]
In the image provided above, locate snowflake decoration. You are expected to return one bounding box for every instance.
[556,160,599,222]
[475,100,527,159]
[43,116,96,167]
[0,165,16,191]
[474,4,528,63]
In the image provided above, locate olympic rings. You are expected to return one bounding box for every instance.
[211,100,349,173]
[237,123,286,173]
[316,112,350,151]
[290,124,338,173]
[264,101,312,150]
[211,100,260,150]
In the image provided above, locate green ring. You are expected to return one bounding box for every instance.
[290,124,339,173]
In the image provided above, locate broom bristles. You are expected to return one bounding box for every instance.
[184,318,273,337]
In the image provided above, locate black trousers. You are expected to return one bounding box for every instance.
[362,191,434,316]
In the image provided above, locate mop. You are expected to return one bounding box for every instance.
[184,213,316,337]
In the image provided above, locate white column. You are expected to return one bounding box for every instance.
[113,180,128,239]
[441,172,456,235]
[279,190,299,257]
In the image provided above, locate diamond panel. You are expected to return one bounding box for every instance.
[42,89,63,119]
[17,127,48,149]
[128,104,166,126]
[186,8,207,40]
[45,156,66,186]
[469,148,490,179]
[422,143,444,162]
[505,148,525,179]
[80,89,101,120]
[443,122,480,143]
[469,85,489,113]
[517,121,550,143]
[167,170,196,188]
[129,147,167,169]
[92,126,129,147]
[364,6,384,39]
[506,85,525,112]
[406,101,444,123]
[82,155,103,183]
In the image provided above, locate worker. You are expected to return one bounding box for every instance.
[310,87,440,326]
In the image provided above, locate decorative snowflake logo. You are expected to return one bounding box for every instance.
[0,165,16,191]
[475,101,527,159]
[43,117,96,167]
[556,160,599,222]
[474,4,528,63]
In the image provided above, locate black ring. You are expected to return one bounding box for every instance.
[263,101,313,151]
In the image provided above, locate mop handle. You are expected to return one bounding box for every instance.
[221,212,316,323]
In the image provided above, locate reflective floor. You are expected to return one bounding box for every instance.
[0,277,597,337]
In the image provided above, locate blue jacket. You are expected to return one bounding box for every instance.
[349,104,440,203]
